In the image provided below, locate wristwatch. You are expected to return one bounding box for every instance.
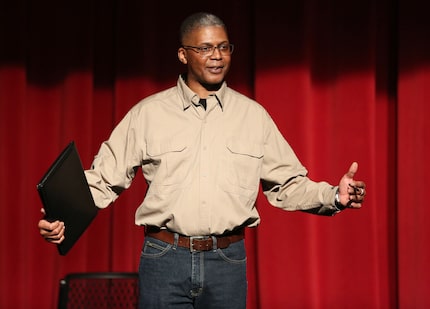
[334,189,346,211]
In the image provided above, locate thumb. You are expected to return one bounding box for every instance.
[346,162,358,179]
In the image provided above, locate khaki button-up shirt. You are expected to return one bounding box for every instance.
[85,75,339,236]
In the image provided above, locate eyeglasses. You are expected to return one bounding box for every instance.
[182,43,234,57]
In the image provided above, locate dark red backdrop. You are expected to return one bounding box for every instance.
[1,1,429,308]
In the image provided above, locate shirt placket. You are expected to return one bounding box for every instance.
[198,111,210,231]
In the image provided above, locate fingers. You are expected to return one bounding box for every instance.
[337,162,366,210]
[348,183,366,195]
[346,183,366,209]
[47,234,65,244]
[346,162,358,178]
[39,219,65,244]
[347,200,363,209]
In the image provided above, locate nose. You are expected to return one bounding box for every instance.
[210,46,222,58]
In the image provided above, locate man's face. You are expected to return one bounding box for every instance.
[178,26,232,95]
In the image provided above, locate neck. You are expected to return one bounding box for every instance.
[182,74,222,98]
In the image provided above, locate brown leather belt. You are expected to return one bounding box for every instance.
[145,227,244,252]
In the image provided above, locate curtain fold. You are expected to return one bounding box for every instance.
[0,1,428,308]
[397,1,430,307]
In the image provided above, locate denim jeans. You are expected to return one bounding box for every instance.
[138,234,247,309]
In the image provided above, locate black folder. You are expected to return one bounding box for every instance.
[37,141,98,255]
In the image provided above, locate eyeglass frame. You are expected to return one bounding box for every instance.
[181,43,234,57]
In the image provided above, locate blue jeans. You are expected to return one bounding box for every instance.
[138,234,247,309]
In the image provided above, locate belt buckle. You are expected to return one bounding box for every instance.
[189,236,208,252]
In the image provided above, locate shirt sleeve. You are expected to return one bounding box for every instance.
[85,108,143,209]
[260,112,339,216]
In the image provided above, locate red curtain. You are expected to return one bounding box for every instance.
[1,1,429,308]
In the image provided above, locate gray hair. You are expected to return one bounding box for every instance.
[179,12,227,43]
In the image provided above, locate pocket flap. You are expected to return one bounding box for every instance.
[226,139,263,158]
[147,139,187,156]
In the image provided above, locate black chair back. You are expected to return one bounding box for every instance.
[58,272,139,309]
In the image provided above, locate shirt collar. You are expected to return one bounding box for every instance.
[177,74,226,111]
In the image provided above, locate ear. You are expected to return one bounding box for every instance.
[177,48,188,64]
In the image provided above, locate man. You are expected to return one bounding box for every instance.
[38,12,366,309]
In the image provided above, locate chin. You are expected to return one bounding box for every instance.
[202,80,224,91]
[207,75,226,85]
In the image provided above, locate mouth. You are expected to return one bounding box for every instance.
[207,65,224,74]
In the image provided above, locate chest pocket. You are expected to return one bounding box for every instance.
[146,140,188,186]
[226,139,264,191]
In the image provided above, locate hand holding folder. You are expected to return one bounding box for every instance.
[37,141,98,255]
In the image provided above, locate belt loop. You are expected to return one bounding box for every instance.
[173,232,179,250]
[211,236,218,251]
